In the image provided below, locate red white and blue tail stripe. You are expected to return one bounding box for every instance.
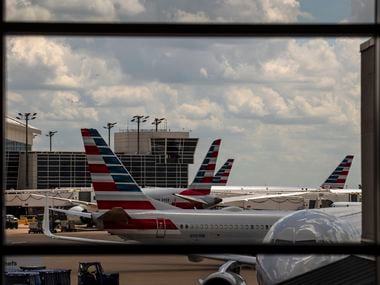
[212,159,234,186]
[81,128,173,211]
[180,139,221,196]
[320,155,354,189]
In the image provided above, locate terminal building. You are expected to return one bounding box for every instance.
[5,116,198,190]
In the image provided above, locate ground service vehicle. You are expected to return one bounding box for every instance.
[5,214,18,229]
[78,262,119,285]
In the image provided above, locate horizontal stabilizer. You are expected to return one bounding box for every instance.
[100,207,130,224]
[173,193,209,205]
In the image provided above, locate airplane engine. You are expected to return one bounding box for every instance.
[199,261,246,285]
[256,209,361,285]
[67,205,92,225]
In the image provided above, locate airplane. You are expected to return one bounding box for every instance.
[210,155,358,208]
[211,154,355,196]
[34,140,235,223]
[196,204,362,285]
[41,128,291,244]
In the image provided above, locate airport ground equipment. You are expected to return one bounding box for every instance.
[60,220,76,232]
[28,214,59,234]
[78,262,119,285]
[5,214,18,229]
[4,271,42,285]
[5,266,71,285]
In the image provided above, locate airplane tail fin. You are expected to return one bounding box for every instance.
[212,159,234,186]
[320,155,354,189]
[81,128,175,211]
[181,139,221,195]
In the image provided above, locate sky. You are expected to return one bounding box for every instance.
[5,0,374,188]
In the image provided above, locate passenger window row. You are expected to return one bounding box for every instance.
[179,224,271,230]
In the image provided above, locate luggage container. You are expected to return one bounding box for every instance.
[4,271,42,285]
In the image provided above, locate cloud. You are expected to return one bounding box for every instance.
[6,0,145,21]
[200,68,208,78]
[168,9,210,22]
[350,0,374,22]
[6,0,314,23]
[217,0,310,22]
[91,82,178,108]
[5,36,362,186]
[7,37,124,90]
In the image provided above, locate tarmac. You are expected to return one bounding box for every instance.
[5,225,259,285]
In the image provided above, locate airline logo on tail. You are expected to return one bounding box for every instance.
[212,159,234,186]
[180,139,221,196]
[320,155,354,189]
[81,128,158,211]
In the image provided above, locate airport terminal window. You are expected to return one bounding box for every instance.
[3,9,380,284]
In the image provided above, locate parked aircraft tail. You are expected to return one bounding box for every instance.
[212,159,234,186]
[180,139,221,196]
[81,128,175,211]
[320,155,354,189]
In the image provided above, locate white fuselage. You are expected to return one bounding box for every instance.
[102,208,290,244]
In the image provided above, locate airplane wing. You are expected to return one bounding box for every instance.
[189,254,256,265]
[329,189,361,194]
[220,192,307,205]
[32,194,97,207]
[41,195,126,244]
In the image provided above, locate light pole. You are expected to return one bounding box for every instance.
[16,112,37,188]
[103,122,117,147]
[152,118,165,132]
[131,115,149,154]
[46,131,57,152]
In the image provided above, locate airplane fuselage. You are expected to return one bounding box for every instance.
[101,209,289,244]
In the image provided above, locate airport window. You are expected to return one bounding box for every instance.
[2,8,378,284]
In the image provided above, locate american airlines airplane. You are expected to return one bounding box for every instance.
[211,155,358,207]
[197,204,362,285]
[41,128,290,244]
[212,155,355,195]
[35,140,235,218]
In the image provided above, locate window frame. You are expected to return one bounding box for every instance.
[2,14,380,258]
